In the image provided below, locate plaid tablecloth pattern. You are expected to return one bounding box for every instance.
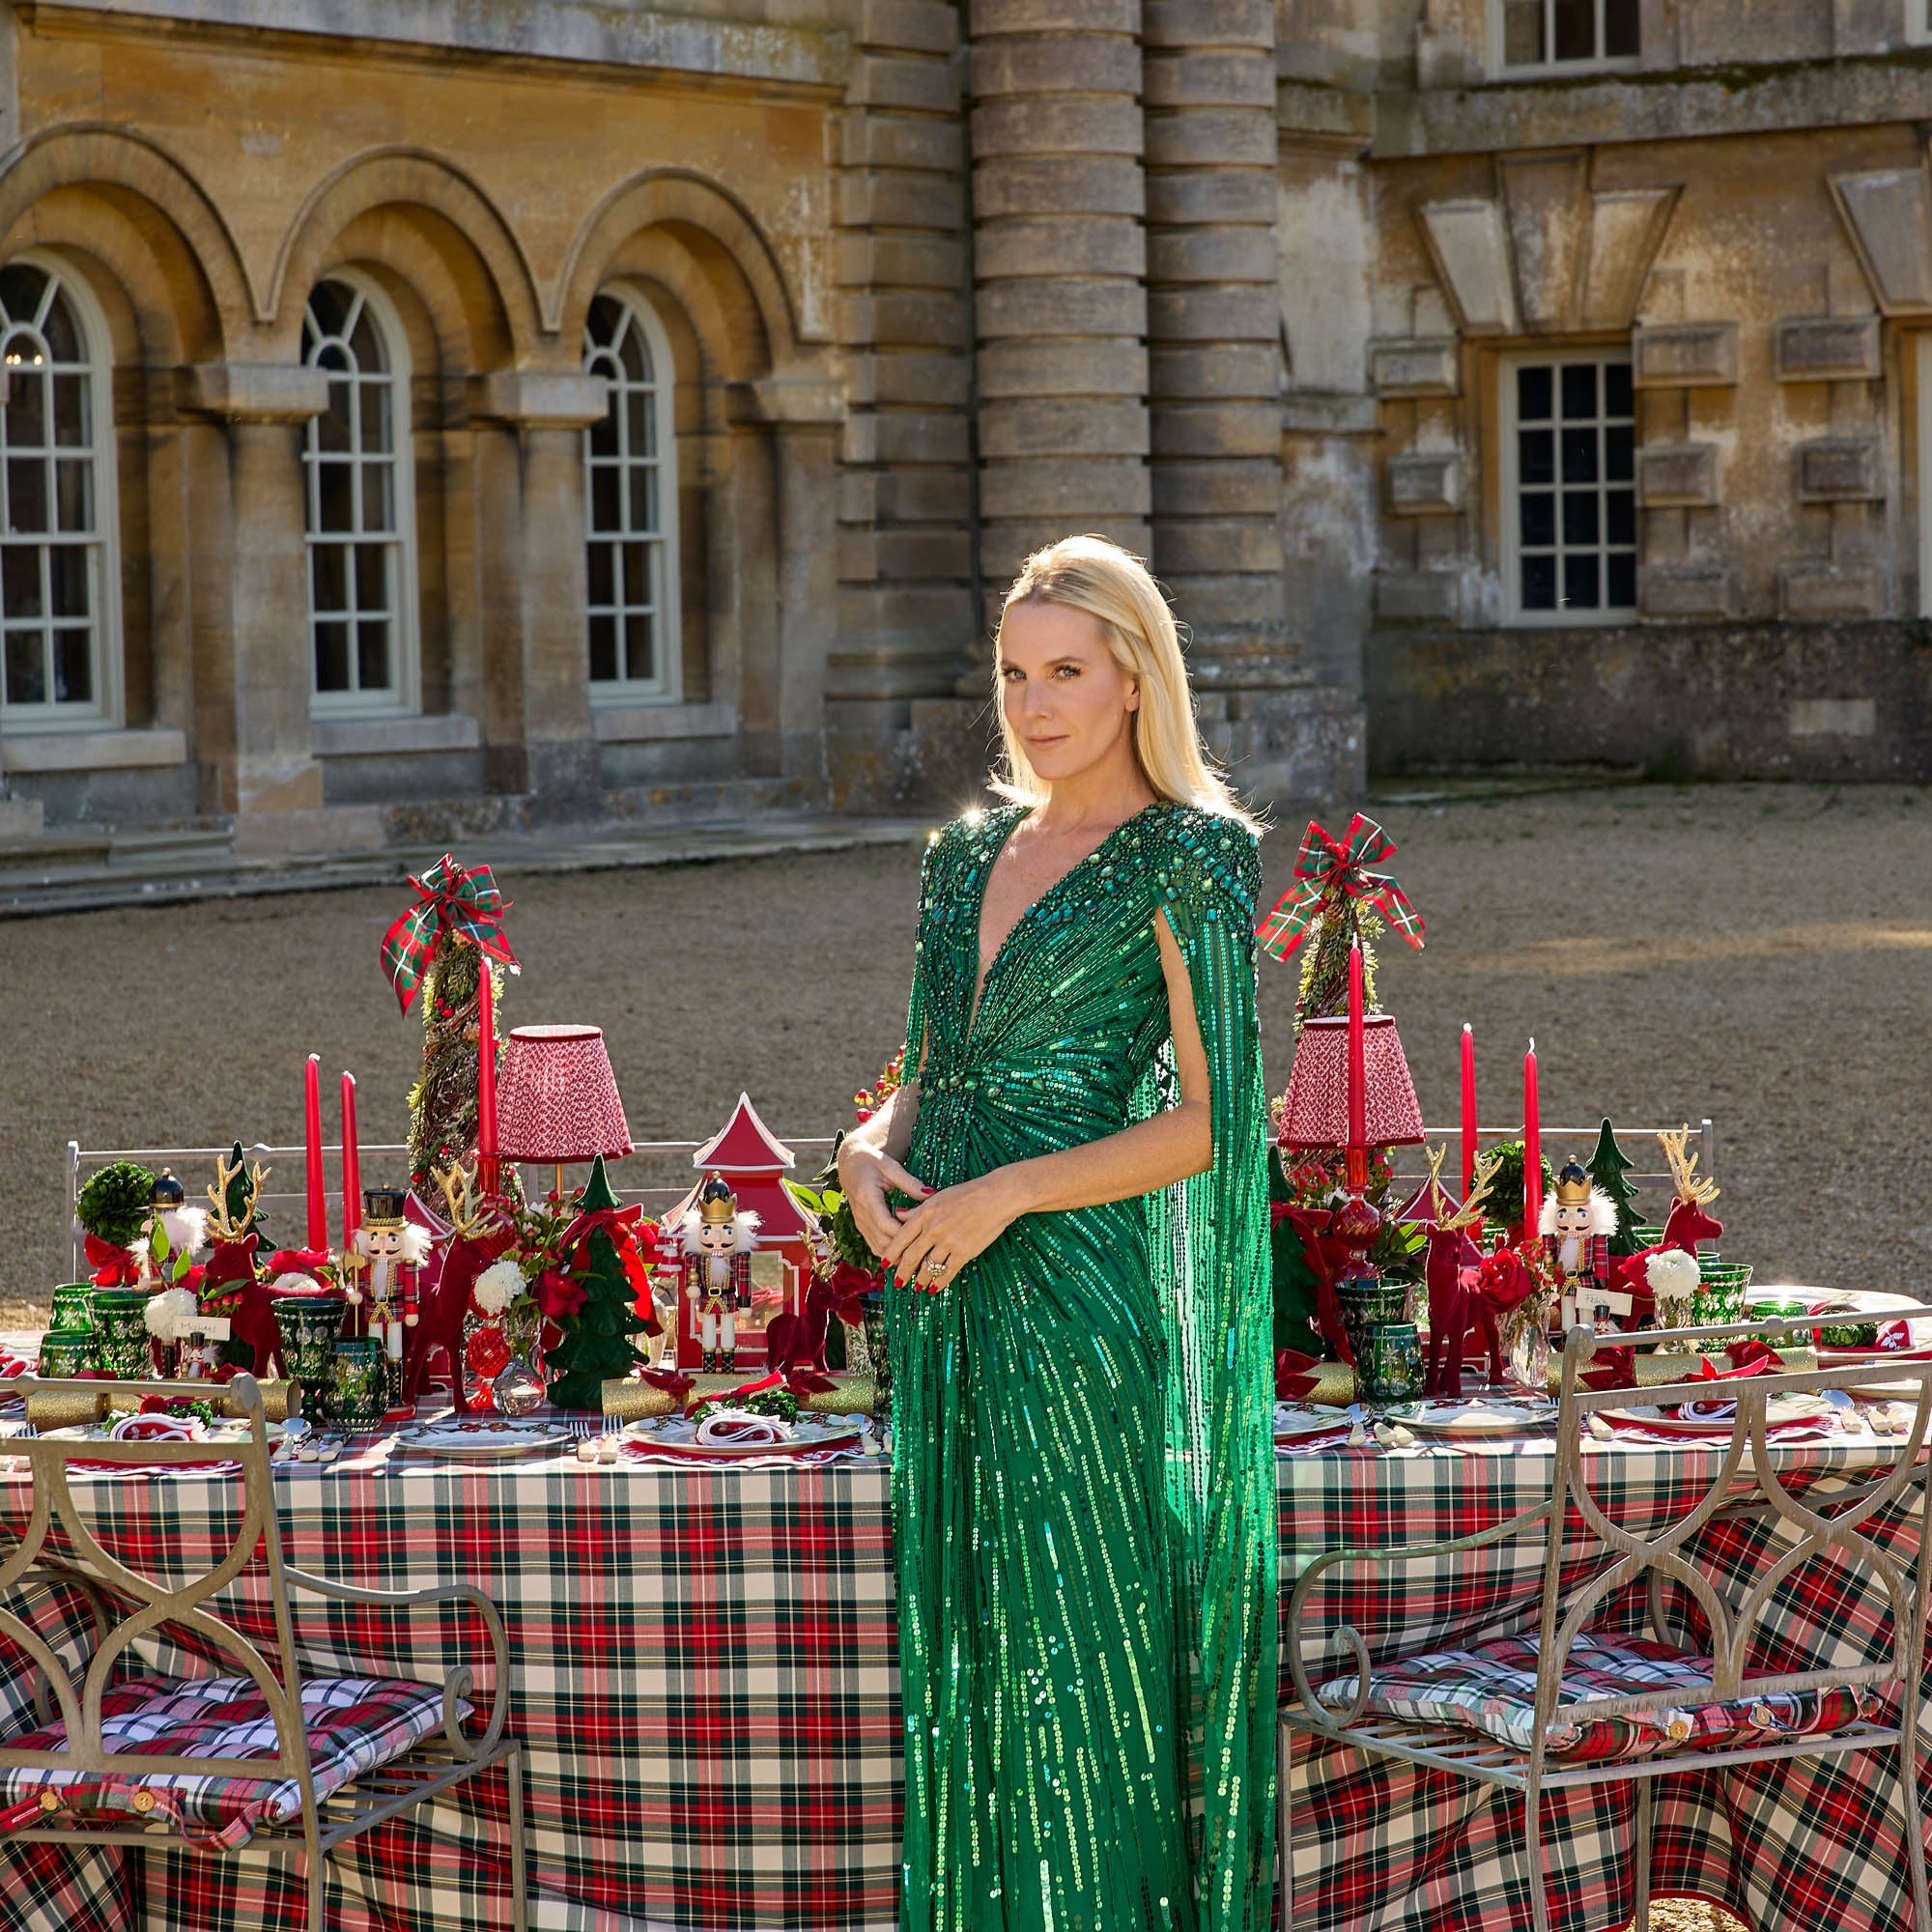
[0,1429,1924,1930]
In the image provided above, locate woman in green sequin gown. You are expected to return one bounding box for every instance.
[838,538,1277,1932]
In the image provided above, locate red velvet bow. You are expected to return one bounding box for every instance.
[685,1365,836,1415]
[1695,1343,1783,1382]
[1275,1349,1321,1402]
[1580,1347,1637,1392]
[563,1205,663,1332]
[83,1234,142,1288]
[639,1365,695,1405]
[767,1265,877,1371]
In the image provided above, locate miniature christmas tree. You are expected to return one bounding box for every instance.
[407,943,494,1193]
[381,856,517,1194]
[1586,1118,1646,1257]
[544,1155,654,1411]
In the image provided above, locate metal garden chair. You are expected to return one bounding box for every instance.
[1279,1313,1932,1931]
[0,1374,526,1927]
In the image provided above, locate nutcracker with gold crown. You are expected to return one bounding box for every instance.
[678,1174,760,1373]
[1541,1158,1626,1333]
[341,1185,431,1413]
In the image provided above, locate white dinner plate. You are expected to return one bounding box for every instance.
[395,1420,571,1460]
[1399,1399,1556,1437]
[1273,1403,1351,1442]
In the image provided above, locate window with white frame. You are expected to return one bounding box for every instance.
[582,288,680,701]
[1913,0,1932,43]
[1494,0,1638,71]
[302,275,417,714]
[1501,354,1636,623]
[0,256,121,731]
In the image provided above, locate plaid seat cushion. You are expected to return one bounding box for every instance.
[0,1673,469,1849]
[1317,1631,1875,1765]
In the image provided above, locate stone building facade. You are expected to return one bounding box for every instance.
[1,3,1926,853]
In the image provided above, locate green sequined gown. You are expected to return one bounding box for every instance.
[888,800,1277,1932]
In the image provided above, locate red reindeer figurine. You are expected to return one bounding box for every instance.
[406,1164,512,1413]
[201,1152,287,1378]
[1421,1147,1507,1396]
[1611,1126,1722,1322]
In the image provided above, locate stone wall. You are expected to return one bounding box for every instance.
[1370,620,1932,781]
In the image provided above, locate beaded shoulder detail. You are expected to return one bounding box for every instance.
[1146,804,1263,918]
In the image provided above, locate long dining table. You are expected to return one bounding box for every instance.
[1,1405,1926,1931]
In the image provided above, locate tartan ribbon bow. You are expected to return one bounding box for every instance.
[1256,813,1425,961]
[380,854,521,1014]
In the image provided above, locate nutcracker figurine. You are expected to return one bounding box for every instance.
[679,1174,759,1372]
[1540,1158,1625,1332]
[341,1185,430,1411]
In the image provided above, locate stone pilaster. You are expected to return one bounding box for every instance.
[831,0,979,752]
[1143,0,1283,673]
[969,0,1149,621]
[182,362,328,825]
[469,370,608,809]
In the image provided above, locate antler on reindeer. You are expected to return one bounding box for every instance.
[430,1160,487,1241]
[1659,1125,1719,1209]
[1437,1149,1505,1235]
[206,1152,270,1240]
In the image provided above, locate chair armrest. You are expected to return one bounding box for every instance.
[282,1569,509,1756]
[1284,1501,1553,1727]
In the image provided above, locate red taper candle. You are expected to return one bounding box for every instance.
[303,1053,327,1251]
[1346,941,1368,1192]
[340,1070,361,1247]
[476,962,498,1194]
[1522,1037,1542,1237]
[1460,1024,1478,1198]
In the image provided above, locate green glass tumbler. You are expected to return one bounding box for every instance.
[38,1328,97,1378]
[327,1338,388,1433]
[89,1289,154,1380]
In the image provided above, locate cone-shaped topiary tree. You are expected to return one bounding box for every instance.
[1586,1118,1646,1257]
[543,1155,657,1411]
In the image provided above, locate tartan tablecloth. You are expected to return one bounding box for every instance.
[0,1426,1925,1931]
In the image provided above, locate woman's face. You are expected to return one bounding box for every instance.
[998,600,1140,788]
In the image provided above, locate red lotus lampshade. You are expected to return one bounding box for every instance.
[496,1025,634,1166]
[1276,1013,1426,1151]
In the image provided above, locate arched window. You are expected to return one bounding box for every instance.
[0,256,120,731]
[302,274,417,713]
[582,288,680,701]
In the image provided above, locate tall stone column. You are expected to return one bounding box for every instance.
[731,374,843,784]
[182,363,329,831]
[969,0,1148,623]
[1143,0,1283,677]
[471,370,609,810]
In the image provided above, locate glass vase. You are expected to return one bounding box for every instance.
[493,1354,544,1416]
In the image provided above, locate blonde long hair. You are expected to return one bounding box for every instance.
[991,534,1262,833]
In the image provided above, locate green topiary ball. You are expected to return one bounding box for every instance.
[76,1160,157,1247]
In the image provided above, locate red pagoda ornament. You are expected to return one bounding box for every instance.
[668,1094,815,1373]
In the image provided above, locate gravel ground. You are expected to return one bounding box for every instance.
[5,780,1906,1932]
[3,781,1926,1324]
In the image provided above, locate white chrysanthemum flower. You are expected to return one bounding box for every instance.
[1646,1248,1701,1297]
[472,1258,526,1317]
[144,1286,198,1340]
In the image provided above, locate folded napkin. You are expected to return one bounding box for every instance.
[693,1407,793,1448]
[109,1412,198,1443]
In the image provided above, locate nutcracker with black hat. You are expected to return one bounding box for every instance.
[1541,1157,1624,1332]
[342,1184,431,1415]
[678,1174,759,1373]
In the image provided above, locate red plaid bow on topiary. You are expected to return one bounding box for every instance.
[1256,813,1426,960]
[380,854,521,1013]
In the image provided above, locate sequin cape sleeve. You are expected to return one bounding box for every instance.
[1141,810,1278,1931]
[902,828,949,1073]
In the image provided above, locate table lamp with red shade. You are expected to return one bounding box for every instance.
[496,1025,635,1202]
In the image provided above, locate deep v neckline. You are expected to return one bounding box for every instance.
[967,801,1163,1035]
